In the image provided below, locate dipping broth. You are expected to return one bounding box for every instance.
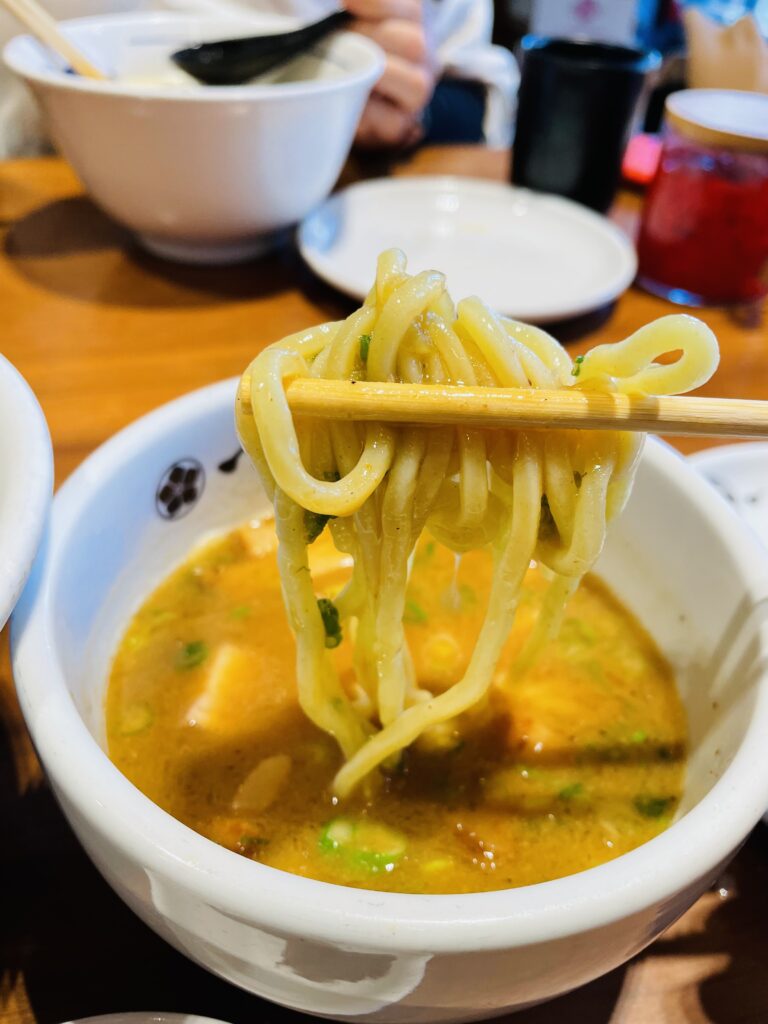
[107,521,685,895]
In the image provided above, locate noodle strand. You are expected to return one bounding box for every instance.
[237,250,719,797]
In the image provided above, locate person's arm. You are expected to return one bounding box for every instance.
[348,0,518,148]
[346,0,436,148]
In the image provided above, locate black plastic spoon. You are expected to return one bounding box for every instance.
[172,9,352,86]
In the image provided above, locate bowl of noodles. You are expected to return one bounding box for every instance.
[12,253,768,1021]
[0,354,52,631]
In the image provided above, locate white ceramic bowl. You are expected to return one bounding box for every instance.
[3,12,384,264]
[0,354,52,631]
[12,380,768,1021]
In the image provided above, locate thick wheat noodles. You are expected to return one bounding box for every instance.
[237,249,719,799]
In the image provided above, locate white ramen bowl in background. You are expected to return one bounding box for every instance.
[0,354,52,630]
[12,382,768,1021]
[3,12,384,264]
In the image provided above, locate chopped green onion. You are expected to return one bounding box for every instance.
[175,641,208,670]
[237,834,269,857]
[319,817,407,871]
[633,795,673,818]
[304,475,340,542]
[404,600,428,625]
[118,702,154,736]
[317,597,343,648]
[558,782,584,800]
[561,617,597,646]
[359,333,372,362]
[321,818,355,850]
[571,354,585,377]
[305,509,334,543]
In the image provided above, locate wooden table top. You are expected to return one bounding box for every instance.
[1,148,767,1024]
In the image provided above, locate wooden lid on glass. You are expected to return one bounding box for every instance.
[665,88,768,154]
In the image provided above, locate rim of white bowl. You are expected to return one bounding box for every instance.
[0,354,53,631]
[12,378,768,954]
[2,11,385,103]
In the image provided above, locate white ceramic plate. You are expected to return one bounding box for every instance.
[689,443,768,550]
[298,176,637,322]
[0,354,52,630]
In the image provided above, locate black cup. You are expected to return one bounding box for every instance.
[512,37,660,213]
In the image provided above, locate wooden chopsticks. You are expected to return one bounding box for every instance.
[2,0,107,79]
[237,376,768,439]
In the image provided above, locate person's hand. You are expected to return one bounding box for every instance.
[345,0,436,148]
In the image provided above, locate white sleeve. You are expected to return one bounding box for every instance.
[427,0,519,147]
[154,0,518,146]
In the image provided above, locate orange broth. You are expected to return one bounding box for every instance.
[106,520,686,894]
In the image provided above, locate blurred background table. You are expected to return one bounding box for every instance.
[1,146,767,1024]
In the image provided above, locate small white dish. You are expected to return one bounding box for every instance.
[298,176,637,322]
[689,442,768,551]
[0,354,52,630]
